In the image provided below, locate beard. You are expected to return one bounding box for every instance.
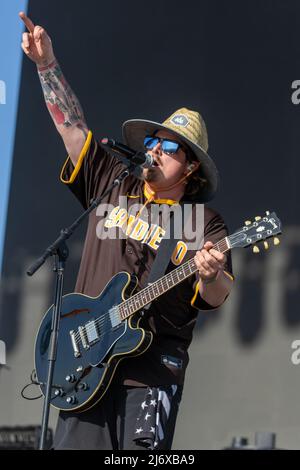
[142,168,159,183]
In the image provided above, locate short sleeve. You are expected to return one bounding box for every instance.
[60,131,127,209]
[191,207,234,311]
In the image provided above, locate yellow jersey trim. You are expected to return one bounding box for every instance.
[60,130,93,184]
[191,282,200,308]
[190,270,234,308]
[223,270,234,281]
[126,194,140,199]
[143,185,179,206]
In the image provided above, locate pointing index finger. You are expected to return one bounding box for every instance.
[19,11,35,33]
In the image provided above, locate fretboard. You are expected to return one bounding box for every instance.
[118,236,230,320]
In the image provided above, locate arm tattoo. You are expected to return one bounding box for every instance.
[38,60,87,135]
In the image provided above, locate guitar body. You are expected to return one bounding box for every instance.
[34,272,153,413]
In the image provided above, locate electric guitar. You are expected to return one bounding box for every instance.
[34,211,282,412]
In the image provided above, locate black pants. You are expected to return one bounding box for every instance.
[53,381,183,450]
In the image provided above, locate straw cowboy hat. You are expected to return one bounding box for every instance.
[122,107,219,202]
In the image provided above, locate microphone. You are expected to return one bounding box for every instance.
[101,138,154,168]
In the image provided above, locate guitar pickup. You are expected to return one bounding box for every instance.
[78,326,89,350]
[85,320,100,345]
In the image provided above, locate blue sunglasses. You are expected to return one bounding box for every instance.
[144,135,184,155]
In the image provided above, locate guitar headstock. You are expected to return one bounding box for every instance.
[228,211,282,252]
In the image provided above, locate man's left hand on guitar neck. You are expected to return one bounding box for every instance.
[194,241,233,308]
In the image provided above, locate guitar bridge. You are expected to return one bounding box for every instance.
[70,330,81,358]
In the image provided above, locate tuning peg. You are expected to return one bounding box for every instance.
[273,237,280,246]
[245,220,251,226]
[263,241,269,250]
[253,245,260,253]
[255,216,262,221]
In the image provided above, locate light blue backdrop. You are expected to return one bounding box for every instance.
[0,0,28,274]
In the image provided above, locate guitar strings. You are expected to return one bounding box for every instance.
[72,236,232,344]
[72,262,194,343]
[72,256,198,342]
[75,238,229,341]
[68,224,275,346]
[71,238,229,340]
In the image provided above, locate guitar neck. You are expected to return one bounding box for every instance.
[118,236,230,320]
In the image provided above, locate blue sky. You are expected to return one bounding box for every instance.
[0,0,28,274]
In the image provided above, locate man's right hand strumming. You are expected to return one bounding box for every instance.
[19,11,88,166]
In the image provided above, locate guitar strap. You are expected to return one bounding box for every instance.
[147,201,191,285]
[146,212,177,286]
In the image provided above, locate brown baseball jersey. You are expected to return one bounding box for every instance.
[60,131,233,386]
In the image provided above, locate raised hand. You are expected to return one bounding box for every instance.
[19,12,55,67]
[19,11,88,165]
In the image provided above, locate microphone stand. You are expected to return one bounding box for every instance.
[27,150,141,450]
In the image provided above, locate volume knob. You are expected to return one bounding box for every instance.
[78,382,89,391]
[66,374,76,383]
[65,374,76,383]
[66,396,77,404]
